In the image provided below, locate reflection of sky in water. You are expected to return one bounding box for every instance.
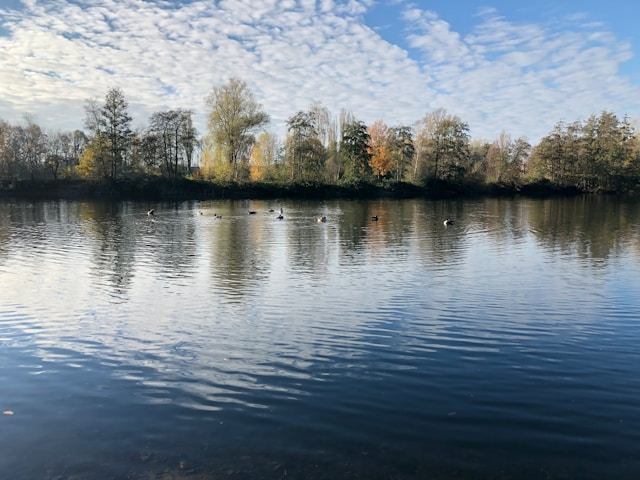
[1,198,640,478]
[2,200,636,360]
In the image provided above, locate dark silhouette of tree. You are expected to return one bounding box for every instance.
[149,109,198,177]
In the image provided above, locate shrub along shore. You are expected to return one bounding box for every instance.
[0,177,605,202]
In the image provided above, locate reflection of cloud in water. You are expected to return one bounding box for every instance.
[1,197,639,416]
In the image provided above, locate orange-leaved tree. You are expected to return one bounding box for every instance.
[367,119,393,178]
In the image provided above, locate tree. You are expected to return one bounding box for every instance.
[71,130,87,166]
[250,132,281,181]
[367,120,393,179]
[1,124,17,180]
[205,77,269,181]
[485,131,511,184]
[414,108,469,183]
[44,131,68,180]
[19,117,47,181]
[389,125,414,182]
[285,110,327,182]
[511,136,531,181]
[77,136,109,179]
[102,88,133,178]
[130,129,161,175]
[485,131,531,186]
[530,112,637,191]
[340,119,372,182]
[148,109,197,177]
[308,101,332,148]
[180,113,199,174]
[529,121,565,184]
[83,88,133,179]
[581,112,635,190]
[466,138,490,184]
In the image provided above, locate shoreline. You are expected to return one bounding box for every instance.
[0,177,627,202]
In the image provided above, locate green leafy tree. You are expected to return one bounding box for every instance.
[285,111,327,182]
[340,119,372,182]
[581,112,635,190]
[389,125,414,181]
[531,112,637,191]
[414,108,470,183]
[205,77,269,181]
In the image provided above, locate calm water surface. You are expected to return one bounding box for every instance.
[1,196,639,479]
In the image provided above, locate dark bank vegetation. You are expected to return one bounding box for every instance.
[2,78,639,200]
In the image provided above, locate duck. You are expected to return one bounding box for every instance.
[197,210,204,216]
[147,209,155,217]
[277,213,284,220]
[443,217,454,226]
[248,210,257,215]
[317,216,327,223]
[371,215,378,221]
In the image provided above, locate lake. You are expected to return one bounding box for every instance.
[1,196,639,479]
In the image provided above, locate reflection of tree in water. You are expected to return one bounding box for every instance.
[146,213,198,281]
[329,198,471,268]
[80,201,137,296]
[335,200,371,255]
[526,196,640,263]
[0,200,118,274]
[1,201,50,265]
[0,205,8,262]
[287,221,328,275]
[414,199,468,268]
[206,211,271,300]
[286,203,339,277]
[336,199,413,255]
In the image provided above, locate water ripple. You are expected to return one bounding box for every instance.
[2,198,640,479]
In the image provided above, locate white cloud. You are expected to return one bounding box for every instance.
[0,0,638,143]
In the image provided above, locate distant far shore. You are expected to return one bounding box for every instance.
[0,177,630,202]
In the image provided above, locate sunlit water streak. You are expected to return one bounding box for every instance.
[1,197,640,478]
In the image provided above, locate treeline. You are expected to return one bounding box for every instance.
[1,77,639,196]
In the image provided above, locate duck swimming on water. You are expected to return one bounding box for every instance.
[443,217,454,226]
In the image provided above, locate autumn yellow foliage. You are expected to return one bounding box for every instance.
[367,120,393,177]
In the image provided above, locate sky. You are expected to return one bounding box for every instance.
[1,0,639,144]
